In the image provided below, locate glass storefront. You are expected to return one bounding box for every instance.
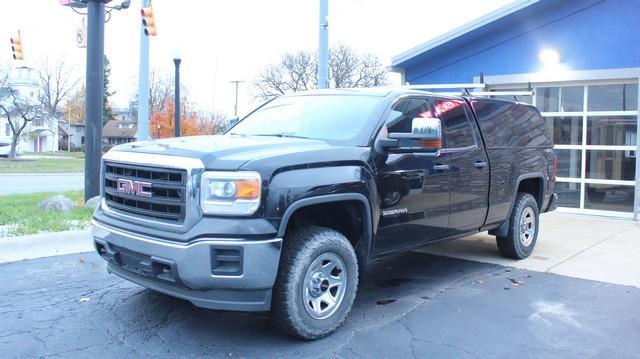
[534,81,639,215]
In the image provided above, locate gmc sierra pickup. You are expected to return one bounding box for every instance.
[92,88,557,339]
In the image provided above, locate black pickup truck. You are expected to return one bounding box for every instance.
[92,88,557,339]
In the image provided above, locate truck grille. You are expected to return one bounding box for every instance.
[103,162,187,222]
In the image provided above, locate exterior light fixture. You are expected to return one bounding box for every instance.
[539,49,561,64]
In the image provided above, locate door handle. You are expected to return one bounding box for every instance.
[473,161,488,169]
[432,164,450,171]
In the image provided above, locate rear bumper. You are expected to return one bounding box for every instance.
[92,220,282,311]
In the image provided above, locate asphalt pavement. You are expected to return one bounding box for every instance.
[1,251,638,358]
[0,173,84,195]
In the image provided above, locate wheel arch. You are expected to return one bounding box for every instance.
[277,193,374,266]
[489,173,545,238]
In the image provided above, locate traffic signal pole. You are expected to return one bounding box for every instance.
[135,0,152,141]
[84,0,106,202]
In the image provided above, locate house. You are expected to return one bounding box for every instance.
[58,120,85,151]
[0,66,58,153]
[103,118,137,148]
[390,0,640,219]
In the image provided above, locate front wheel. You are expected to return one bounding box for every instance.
[271,226,359,340]
[496,192,540,259]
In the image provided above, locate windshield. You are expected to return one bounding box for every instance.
[229,94,382,145]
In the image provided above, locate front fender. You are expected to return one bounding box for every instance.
[265,165,378,224]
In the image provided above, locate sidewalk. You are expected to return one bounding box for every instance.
[0,229,93,263]
[417,212,640,288]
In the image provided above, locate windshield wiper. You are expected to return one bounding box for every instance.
[253,133,310,139]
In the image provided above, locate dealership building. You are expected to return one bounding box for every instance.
[391,0,640,218]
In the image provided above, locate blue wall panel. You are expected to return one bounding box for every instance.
[403,0,640,84]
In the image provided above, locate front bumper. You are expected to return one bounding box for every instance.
[92,220,282,311]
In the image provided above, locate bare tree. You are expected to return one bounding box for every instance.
[0,89,45,159]
[254,51,317,100]
[254,45,387,99]
[330,45,386,88]
[37,60,81,117]
[149,69,173,114]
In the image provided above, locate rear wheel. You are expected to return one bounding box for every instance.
[496,192,539,259]
[271,226,358,340]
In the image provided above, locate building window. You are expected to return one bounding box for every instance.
[534,82,639,215]
[588,84,638,111]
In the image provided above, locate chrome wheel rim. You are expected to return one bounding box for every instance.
[302,252,347,320]
[520,207,536,247]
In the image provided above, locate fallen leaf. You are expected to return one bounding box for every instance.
[504,287,511,290]
[79,258,85,264]
[508,278,524,286]
[79,297,90,303]
[376,299,397,305]
[473,279,485,284]
[523,274,531,278]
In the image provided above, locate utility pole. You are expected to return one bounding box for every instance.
[84,0,106,202]
[135,0,152,141]
[62,0,129,201]
[174,57,181,137]
[318,0,329,89]
[229,80,243,117]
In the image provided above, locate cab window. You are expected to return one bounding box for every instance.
[386,98,435,133]
[435,99,475,149]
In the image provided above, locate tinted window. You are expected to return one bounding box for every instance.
[587,116,636,146]
[536,87,559,112]
[588,84,638,111]
[435,99,474,148]
[471,99,551,148]
[386,98,434,133]
[230,94,382,145]
[551,116,582,145]
[561,86,584,112]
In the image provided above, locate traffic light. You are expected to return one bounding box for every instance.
[10,35,23,60]
[141,6,157,36]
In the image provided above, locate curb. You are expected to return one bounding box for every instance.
[0,173,84,176]
[0,229,93,264]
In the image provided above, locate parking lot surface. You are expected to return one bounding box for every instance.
[1,251,639,358]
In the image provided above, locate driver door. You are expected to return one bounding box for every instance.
[373,97,452,255]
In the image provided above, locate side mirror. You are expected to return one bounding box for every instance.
[228,117,240,127]
[384,117,442,153]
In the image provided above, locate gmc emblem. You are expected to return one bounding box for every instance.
[116,178,152,198]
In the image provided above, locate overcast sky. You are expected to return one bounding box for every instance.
[1,0,513,117]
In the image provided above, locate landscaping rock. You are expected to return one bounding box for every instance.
[38,195,76,213]
[84,196,101,210]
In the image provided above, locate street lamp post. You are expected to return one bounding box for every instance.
[173,57,181,137]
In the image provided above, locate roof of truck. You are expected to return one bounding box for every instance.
[287,87,525,105]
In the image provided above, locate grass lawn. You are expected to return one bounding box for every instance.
[0,190,93,238]
[23,151,85,159]
[0,157,84,173]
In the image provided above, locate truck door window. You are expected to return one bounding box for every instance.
[386,98,435,134]
[435,99,475,149]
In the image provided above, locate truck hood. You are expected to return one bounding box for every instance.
[110,135,370,173]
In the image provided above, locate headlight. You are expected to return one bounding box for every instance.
[200,171,261,215]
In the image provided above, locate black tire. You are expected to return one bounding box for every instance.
[496,192,540,259]
[271,226,359,340]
